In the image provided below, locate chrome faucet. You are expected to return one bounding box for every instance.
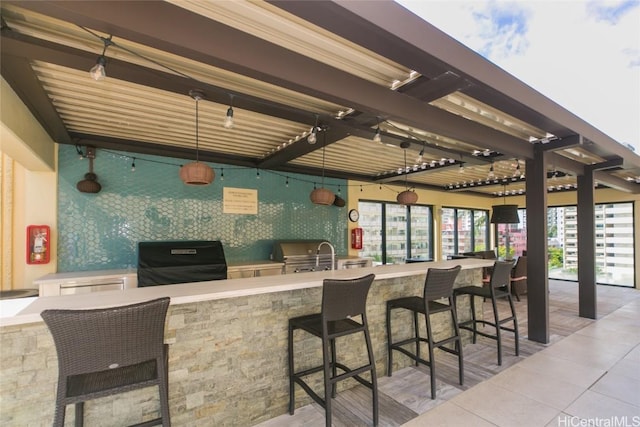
[316,241,335,271]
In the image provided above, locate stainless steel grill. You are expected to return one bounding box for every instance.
[271,240,334,274]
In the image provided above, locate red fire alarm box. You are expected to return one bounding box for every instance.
[351,227,363,250]
[27,225,50,264]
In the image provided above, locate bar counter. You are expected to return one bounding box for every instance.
[0,258,492,426]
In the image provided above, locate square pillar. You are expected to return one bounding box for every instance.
[525,145,549,343]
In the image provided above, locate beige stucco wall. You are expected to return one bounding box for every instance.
[0,78,55,171]
[0,77,57,290]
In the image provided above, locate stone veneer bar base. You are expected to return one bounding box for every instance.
[0,268,481,426]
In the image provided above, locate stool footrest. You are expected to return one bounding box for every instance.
[292,364,325,379]
[332,363,376,389]
[390,336,420,348]
[129,417,163,427]
[433,335,460,348]
[459,322,517,340]
[292,377,327,409]
[389,344,431,367]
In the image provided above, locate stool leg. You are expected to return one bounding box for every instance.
[413,311,420,367]
[508,294,520,356]
[53,393,66,427]
[322,339,332,427]
[74,401,84,427]
[288,323,295,415]
[490,294,502,366]
[330,338,337,398]
[386,304,393,376]
[158,347,171,426]
[470,295,478,344]
[450,300,464,386]
[364,326,379,426]
[425,312,436,399]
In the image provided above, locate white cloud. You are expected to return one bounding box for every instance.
[396,0,640,150]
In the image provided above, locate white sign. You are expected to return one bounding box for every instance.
[223,187,258,215]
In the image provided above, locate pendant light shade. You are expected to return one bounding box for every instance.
[309,125,334,205]
[181,89,214,185]
[180,162,215,185]
[310,187,336,205]
[77,147,102,193]
[77,173,102,193]
[490,204,520,224]
[397,189,418,205]
[333,195,346,207]
[397,141,418,205]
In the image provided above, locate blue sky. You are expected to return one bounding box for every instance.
[396,0,640,150]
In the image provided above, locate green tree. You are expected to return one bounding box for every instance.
[548,247,563,268]
[497,245,515,259]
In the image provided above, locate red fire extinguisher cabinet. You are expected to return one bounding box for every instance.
[27,225,50,264]
[351,227,363,249]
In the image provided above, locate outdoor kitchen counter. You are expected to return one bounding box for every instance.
[3,258,491,326]
[0,258,492,426]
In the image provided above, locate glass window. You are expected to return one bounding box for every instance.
[441,207,490,259]
[548,203,634,287]
[411,205,432,261]
[358,201,433,265]
[385,203,407,264]
[359,202,383,265]
[494,209,526,259]
[473,211,489,251]
[457,210,472,253]
[441,208,456,257]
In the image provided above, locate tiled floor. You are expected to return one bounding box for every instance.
[405,297,640,427]
[256,281,640,426]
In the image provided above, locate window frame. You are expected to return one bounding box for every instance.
[358,200,434,265]
[441,207,490,258]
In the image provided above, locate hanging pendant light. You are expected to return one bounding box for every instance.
[307,114,319,144]
[310,126,335,205]
[488,161,496,179]
[180,90,214,185]
[513,159,522,177]
[223,94,234,129]
[89,35,113,81]
[76,147,102,193]
[373,118,382,143]
[490,186,519,224]
[397,141,418,205]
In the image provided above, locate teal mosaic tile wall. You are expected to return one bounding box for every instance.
[57,145,347,272]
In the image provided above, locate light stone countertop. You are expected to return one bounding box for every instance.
[30,268,137,284]
[1,258,493,327]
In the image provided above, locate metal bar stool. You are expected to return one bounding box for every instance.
[288,273,378,427]
[41,297,171,427]
[386,265,463,399]
[453,260,519,365]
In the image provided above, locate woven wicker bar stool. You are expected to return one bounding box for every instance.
[386,265,463,399]
[41,297,171,427]
[288,274,378,427]
[454,260,519,365]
